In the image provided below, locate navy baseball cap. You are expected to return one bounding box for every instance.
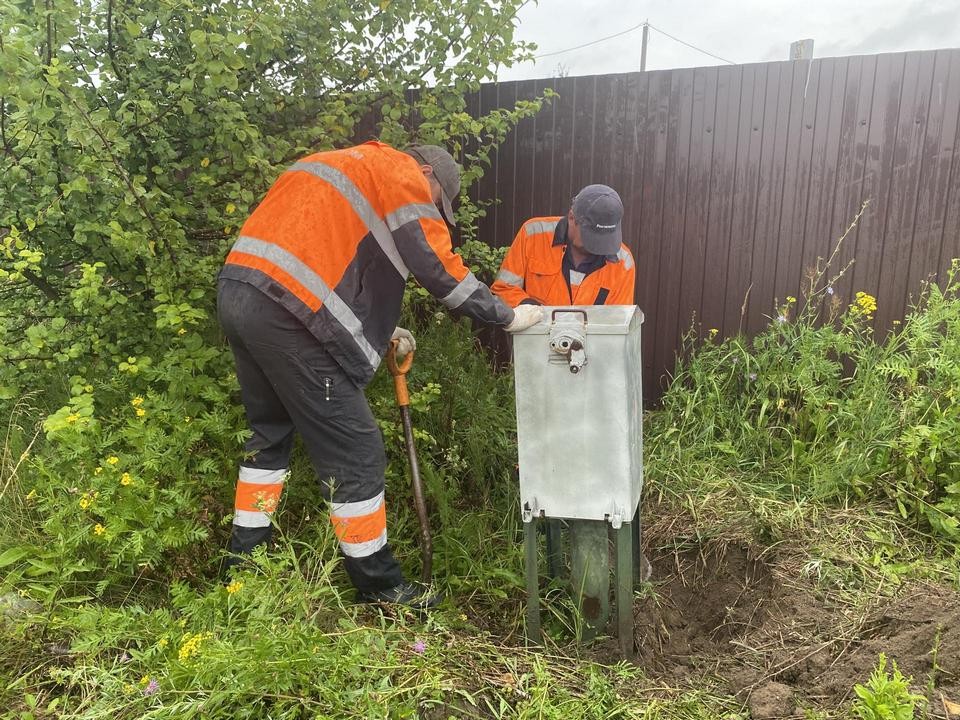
[572,184,624,255]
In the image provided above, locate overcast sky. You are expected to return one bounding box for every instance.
[496,0,960,81]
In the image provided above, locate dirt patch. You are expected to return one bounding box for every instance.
[807,585,960,704]
[624,540,960,713]
[632,543,778,675]
[747,682,796,719]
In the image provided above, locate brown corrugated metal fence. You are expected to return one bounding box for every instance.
[467,49,960,399]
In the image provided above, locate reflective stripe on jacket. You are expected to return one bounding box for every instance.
[220,142,513,386]
[491,216,636,307]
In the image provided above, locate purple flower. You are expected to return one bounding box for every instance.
[412,640,426,654]
[827,286,835,295]
[776,315,787,324]
[749,373,757,381]
[119,652,130,663]
[143,679,159,696]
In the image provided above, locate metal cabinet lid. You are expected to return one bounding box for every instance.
[513,305,645,335]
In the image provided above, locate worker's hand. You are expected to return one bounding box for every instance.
[391,327,416,356]
[505,304,543,333]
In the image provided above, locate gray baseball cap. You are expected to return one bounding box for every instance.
[406,145,461,227]
[572,184,624,255]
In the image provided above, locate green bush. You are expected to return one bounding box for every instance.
[646,256,960,543]
[850,654,924,720]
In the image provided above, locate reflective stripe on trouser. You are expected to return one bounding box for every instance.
[217,279,404,592]
[330,491,388,558]
[234,466,287,528]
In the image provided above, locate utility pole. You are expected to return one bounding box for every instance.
[789,38,814,60]
[640,21,649,71]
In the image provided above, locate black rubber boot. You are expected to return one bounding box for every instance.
[356,581,443,609]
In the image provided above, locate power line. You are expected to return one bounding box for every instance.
[647,24,736,65]
[534,21,646,59]
[532,20,736,67]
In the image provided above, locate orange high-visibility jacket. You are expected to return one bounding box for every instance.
[220,142,513,386]
[491,216,636,307]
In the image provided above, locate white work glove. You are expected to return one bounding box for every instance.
[505,304,543,333]
[391,327,416,356]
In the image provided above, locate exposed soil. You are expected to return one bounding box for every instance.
[623,541,960,717]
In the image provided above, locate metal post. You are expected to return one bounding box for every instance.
[546,519,563,578]
[569,519,610,640]
[789,38,814,60]
[631,506,643,585]
[523,518,541,643]
[616,522,635,659]
[640,21,649,72]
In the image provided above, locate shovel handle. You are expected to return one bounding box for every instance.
[386,339,414,376]
[386,340,412,407]
[386,340,432,582]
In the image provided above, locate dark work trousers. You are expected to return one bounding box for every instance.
[217,278,404,593]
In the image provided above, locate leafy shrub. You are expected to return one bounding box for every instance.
[851,654,924,720]
[647,256,960,543]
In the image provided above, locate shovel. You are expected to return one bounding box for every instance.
[386,340,433,584]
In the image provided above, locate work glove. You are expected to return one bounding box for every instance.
[505,304,543,333]
[391,327,416,356]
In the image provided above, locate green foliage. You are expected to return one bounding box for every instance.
[1,531,748,720]
[850,654,924,720]
[647,257,960,545]
[458,236,510,284]
[0,0,545,398]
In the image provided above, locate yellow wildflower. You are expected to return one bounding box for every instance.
[849,291,878,320]
[177,631,212,662]
[93,523,105,536]
[131,396,144,407]
[253,490,279,513]
[121,473,133,486]
[854,291,877,314]
[200,157,210,168]
[140,675,151,686]
[66,414,80,424]
[94,466,103,475]
[178,328,187,336]
[225,203,236,215]
[226,580,244,594]
[786,296,797,304]
[79,494,92,510]
[223,225,233,235]
[184,416,192,423]
[136,408,146,417]
[158,637,168,648]
[708,328,718,337]
[25,489,37,501]
[107,456,120,465]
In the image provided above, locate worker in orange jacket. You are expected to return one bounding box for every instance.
[492,185,635,308]
[217,142,542,608]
